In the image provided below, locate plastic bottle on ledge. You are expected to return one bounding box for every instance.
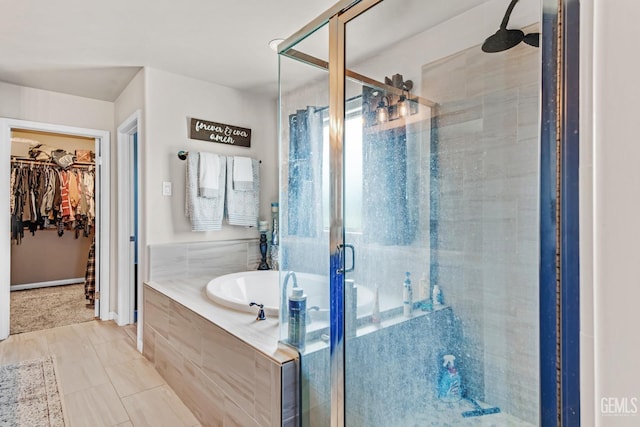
[371,286,381,324]
[288,288,306,350]
[432,284,443,306]
[403,272,413,317]
[270,202,279,270]
[419,273,432,311]
[271,202,279,245]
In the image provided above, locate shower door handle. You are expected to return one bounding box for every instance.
[337,244,355,274]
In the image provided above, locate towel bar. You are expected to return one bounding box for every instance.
[177,151,261,163]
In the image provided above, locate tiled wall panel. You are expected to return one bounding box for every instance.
[149,239,260,281]
[143,285,293,426]
[423,32,540,424]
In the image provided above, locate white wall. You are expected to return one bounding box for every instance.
[0,69,279,325]
[587,0,640,425]
[143,67,278,267]
[113,68,145,315]
[115,69,145,125]
[0,81,114,129]
[580,0,595,425]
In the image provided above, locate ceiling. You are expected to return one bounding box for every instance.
[0,0,512,102]
[0,0,338,101]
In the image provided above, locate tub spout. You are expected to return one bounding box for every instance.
[284,271,298,289]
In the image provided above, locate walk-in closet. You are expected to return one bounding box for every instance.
[9,129,97,334]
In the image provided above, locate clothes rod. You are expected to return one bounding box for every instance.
[11,158,95,169]
[177,151,261,163]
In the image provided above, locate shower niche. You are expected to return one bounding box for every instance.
[278,0,543,425]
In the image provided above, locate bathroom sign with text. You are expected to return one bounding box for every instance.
[189,118,252,147]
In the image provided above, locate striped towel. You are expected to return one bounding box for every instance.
[225,157,259,227]
[185,152,226,231]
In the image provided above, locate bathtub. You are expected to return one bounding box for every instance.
[205,270,375,319]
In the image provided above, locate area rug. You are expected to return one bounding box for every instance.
[0,357,66,426]
[10,284,95,335]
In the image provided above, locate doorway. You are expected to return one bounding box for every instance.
[0,118,111,340]
[117,111,142,349]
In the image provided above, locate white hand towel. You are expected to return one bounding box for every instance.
[186,153,225,231]
[233,156,254,191]
[198,152,220,198]
[226,157,259,227]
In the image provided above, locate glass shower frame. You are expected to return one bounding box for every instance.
[277,0,579,425]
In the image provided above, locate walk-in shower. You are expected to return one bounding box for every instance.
[277,0,576,425]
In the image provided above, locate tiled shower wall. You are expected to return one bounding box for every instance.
[423,39,540,423]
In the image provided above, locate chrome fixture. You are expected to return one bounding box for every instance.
[249,302,266,321]
[306,305,320,324]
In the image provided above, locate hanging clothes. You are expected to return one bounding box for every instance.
[84,237,96,306]
[9,160,95,244]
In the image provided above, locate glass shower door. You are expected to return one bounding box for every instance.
[341,0,541,425]
[279,0,545,424]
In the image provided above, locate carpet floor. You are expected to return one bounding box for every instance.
[0,357,66,426]
[10,284,95,335]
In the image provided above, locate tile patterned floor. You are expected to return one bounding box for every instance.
[0,320,200,427]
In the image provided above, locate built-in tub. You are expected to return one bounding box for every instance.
[205,270,375,319]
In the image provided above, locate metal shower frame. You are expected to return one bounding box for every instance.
[278,0,580,425]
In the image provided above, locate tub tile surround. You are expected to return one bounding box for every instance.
[149,239,261,281]
[143,279,299,427]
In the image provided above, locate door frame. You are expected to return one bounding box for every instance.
[0,118,111,339]
[116,110,141,333]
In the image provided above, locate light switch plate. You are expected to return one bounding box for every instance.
[162,181,172,196]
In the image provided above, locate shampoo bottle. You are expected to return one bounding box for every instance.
[419,273,431,311]
[438,354,462,402]
[403,272,413,317]
[432,284,443,306]
[288,288,306,350]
